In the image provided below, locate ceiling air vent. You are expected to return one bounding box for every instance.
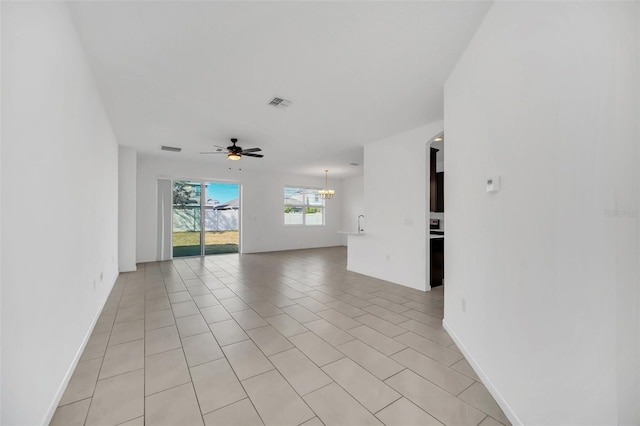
[268,97,292,109]
[161,145,182,153]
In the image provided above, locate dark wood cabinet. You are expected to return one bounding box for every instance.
[430,148,444,212]
[430,237,444,287]
[430,148,438,211]
[436,171,444,212]
[430,146,444,288]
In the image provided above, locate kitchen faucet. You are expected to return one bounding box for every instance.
[358,215,365,233]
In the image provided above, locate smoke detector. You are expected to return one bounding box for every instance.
[268,97,292,109]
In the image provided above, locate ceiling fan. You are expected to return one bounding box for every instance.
[200,138,264,161]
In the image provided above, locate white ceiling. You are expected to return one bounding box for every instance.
[68,1,491,178]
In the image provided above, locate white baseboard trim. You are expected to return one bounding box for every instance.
[443,319,523,426]
[42,271,119,426]
[345,264,429,292]
[119,263,137,273]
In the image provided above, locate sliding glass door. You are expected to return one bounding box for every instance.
[172,181,202,257]
[204,182,240,255]
[172,180,240,258]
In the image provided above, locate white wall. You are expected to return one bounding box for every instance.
[1,3,119,425]
[348,122,442,291]
[340,175,365,245]
[136,154,343,261]
[0,3,3,418]
[444,2,639,424]
[118,146,137,271]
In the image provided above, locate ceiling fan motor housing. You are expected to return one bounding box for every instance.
[228,138,241,152]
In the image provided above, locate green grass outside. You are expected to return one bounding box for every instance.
[173,230,239,257]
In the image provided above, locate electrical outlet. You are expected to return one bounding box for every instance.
[461,298,466,312]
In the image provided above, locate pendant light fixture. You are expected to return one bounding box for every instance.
[318,169,335,199]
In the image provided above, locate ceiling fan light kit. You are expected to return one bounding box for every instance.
[319,169,335,199]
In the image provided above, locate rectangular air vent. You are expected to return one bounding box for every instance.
[161,145,182,153]
[268,97,292,109]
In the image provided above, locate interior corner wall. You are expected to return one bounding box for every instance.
[636,2,640,419]
[443,1,639,424]
[1,3,119,425]
[347,122,442,291]
[135,154,344,262]
[340,175,365,245]
[614,1,640,421]
[118,146,137,272]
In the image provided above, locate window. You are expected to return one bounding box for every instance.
[284,186,324,226]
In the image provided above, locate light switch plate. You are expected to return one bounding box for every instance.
[486,176,501,193]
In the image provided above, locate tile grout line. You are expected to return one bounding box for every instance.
[82,271,130,425]
[372,394,404,416]
[184,262,272,423]
[318,363,397,421]
[56,250,505,426]
[163,261,210,425]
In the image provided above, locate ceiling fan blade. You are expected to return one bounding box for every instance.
[241,147,262,153]
[242,153,264,158]
[214,145,227,150]
[200,151,227,154]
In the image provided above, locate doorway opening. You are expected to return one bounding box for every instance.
[428,133,445,288]
[172,180,240,257]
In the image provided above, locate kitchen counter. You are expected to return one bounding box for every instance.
[430,231,444,239]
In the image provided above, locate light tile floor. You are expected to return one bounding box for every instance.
[51,247,510,426]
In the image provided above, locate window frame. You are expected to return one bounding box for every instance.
[284,186,325,226]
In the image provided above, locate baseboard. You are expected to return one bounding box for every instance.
[242,244,346,255]
[42,271,118,426]
[346,263,429,292]
[443,319,523,426]
[119,263,137,272]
